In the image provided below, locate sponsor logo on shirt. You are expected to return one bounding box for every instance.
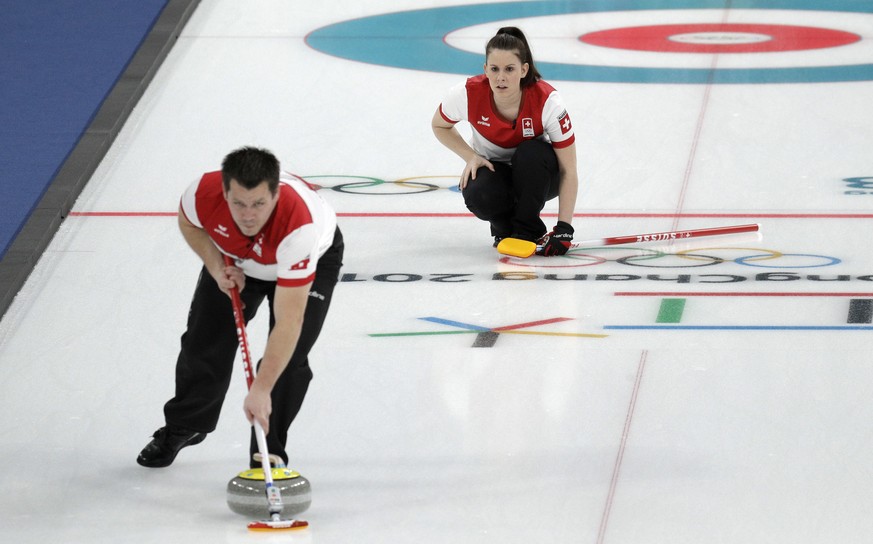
[476,115,491,127]
[558,110,573,135]
[521,117,534,138]
[214,224,230,238]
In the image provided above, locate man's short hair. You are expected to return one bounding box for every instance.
[221,147,281,193]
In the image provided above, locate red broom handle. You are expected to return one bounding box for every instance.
[224,255,255,389]
[575,223,760,248]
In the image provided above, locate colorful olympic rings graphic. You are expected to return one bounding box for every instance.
[306,175,460,194]
[499,247,840,269]
[303,176,840,270]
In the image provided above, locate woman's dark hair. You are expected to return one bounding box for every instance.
[221,146,281,193]
[485,26,541,88]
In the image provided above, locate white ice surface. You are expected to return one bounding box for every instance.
[2,1,873,542]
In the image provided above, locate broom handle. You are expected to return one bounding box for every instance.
[566,223,760,248]
[223,255,283,519]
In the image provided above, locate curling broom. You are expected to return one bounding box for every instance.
[224,255,308,531]
[497,223,761,258]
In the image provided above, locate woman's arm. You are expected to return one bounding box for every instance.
[431,108,494,189]
[554,143,578,225]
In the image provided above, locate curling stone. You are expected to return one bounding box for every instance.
[227,466,311,517]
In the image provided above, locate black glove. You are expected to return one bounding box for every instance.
[537,221,574,256]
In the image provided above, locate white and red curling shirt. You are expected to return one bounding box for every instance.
[438,74,575,163]
[180,171,337,287]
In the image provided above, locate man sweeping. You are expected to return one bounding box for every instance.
[137,146,343,469]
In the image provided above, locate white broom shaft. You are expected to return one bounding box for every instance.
[254,420,283,516]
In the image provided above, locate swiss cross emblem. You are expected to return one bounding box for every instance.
[521,117,534,138]
[558,110,572,134]
[290,258,310,271]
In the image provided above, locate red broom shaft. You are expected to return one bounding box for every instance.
[595,223,760,246]
[224,255,255,389]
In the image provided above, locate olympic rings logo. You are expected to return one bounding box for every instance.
[499,246,841,269]
[305,175,460,194]
[303,176,841,270]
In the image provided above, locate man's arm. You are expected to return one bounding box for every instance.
[178,206,242,294]
[242,282,310,433]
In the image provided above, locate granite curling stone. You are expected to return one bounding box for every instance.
[227,467,311,517]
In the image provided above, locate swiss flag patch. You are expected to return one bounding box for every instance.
[290,258,310,271]
[558,110,573,135]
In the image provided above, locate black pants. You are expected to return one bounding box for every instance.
[164,228,344,466]
[462,139,560,241]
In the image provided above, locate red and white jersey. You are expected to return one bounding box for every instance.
[438,74,575,163]
[180,171,337,287]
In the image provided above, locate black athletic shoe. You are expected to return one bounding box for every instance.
[136,426,206,468]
